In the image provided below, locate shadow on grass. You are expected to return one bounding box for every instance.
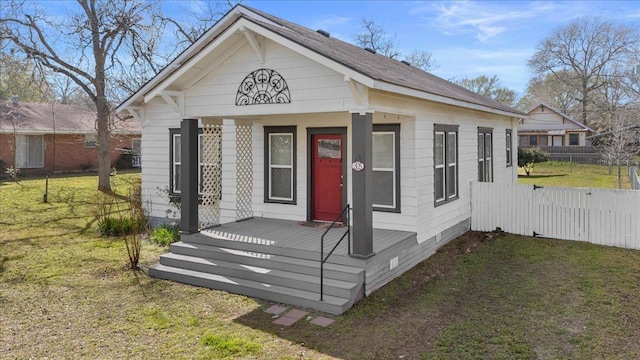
[518,174,567,179]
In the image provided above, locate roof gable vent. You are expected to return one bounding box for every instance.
[401,60,411,66]
[316,29,330,37]
[364,47,376,54]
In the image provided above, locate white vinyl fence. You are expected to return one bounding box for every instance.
[630,166,640,190]
[471,182,640,250]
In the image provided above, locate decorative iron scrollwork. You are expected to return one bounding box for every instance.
[235,69,291,106]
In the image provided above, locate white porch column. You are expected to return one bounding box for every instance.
[219,119,237,224]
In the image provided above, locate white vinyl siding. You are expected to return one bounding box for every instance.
[16,135,44,168]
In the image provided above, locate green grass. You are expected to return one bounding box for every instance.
[2,174,640,359]
[518,161,632,189]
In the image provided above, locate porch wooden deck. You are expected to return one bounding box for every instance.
[149,217,419,314]
[199,217,416,258]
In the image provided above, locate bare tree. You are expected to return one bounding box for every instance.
[355,18,401,59]
[517,71,582,114]
[404,49,438,72]
[453,75,517,107]
[155,0,234,60]
[1,0,166,192]
[599,110,640,188]
[528,17,640,128]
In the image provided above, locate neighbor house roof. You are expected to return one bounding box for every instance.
[526,103,595,132]
[117,4,524,118]
[0,101,140,134]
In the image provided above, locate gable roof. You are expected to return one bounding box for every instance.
[527,103,595,132]
[117,5,523,118]
[0,101,140,134]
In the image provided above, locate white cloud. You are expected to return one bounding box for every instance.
[312,15,351,30]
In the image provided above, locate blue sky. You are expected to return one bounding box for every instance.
[25,0,640,97]
[239,0,640,96]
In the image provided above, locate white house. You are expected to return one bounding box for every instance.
[519,103,594,147]
[117,5,523,314]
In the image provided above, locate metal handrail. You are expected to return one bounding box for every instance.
[320,204,350,301]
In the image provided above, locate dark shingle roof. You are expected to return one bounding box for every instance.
[242,5,523,115]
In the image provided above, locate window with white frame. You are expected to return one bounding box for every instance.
[434,125,458,205]
[84,134,97,147]
[132,138,141,167]
[264,126,296,204]
[372,124,400,211]
[16,134,44,168]
[169,129,207,194]
[478,128,493,182]
[506,129,512,166]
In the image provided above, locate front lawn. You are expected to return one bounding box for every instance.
[518,161,632,189]
[2,174,640,359]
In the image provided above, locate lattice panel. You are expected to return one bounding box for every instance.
[236,124,254,220]
[200,124,222,229]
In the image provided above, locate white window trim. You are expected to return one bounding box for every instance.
[171,132,203,194]
[372,131,396,209]
[268,132,294,202]
[447,132,457,198]
[435,131,446,203]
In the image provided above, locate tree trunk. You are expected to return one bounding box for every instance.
[617,163,622,189]
[96,108,111,193]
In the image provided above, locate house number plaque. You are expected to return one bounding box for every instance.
[351,160,365,172]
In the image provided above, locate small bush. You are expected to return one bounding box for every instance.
[518,147,550,176]
[97,215,145,236]
[150,224,180,246]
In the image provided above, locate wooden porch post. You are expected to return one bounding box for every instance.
[351,112,374,258]
[180,118,199,234]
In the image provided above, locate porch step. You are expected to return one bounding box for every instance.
[158,252,358,299]
[150,241,365,314]
[187,232,365,268]
[149,264,350,315]
[169,241,364,283]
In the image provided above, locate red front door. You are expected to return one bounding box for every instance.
[312,134,343,222]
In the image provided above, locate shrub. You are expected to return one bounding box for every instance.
[150,224,180,246]
[93,176,147,269]
[97,215,145,236]
[518,147,550,176]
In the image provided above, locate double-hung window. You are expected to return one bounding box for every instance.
[372,124,400,212]
[478,128,493,182]
[434,125,458,205]
[16,134,44,168]
[169,129,206,194]
[264,126,296,204]
[132,138,141,167]
[506,129,512,167]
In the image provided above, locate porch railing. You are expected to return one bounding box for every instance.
[320,204,350,301]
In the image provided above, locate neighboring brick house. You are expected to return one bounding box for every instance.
[0,100,141,176]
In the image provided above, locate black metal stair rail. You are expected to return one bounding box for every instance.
[319,204,351,301]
